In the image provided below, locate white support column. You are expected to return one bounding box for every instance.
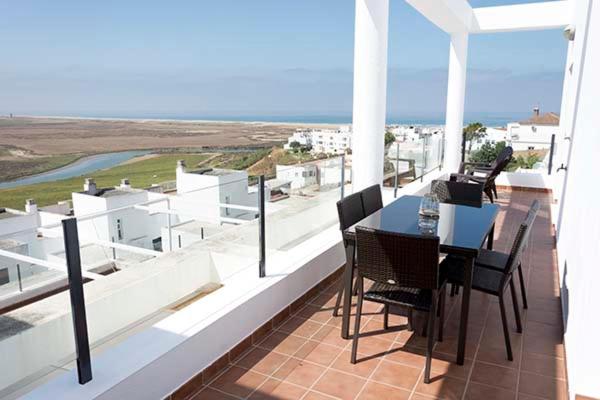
[443,32,469,172]
[351,0,389,192]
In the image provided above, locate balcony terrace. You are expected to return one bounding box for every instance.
[1,0,599,398]
[166,189,565,400]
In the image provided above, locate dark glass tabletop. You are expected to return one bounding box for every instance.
[345,195,500,256]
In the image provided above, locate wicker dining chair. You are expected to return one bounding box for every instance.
[332,191,366,317]
[430,180,484,208]
[354,227,447,384]
[361,184,384,216]
[441,200,540,361]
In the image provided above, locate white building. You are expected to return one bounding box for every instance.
[284,126,352,154]
[275,164,318,190]
[174,160,257,223]
[72,178,168,251]
[507,107,559,150]
[389,125,422,142]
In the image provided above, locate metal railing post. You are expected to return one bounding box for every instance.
[16,263,23,292]
[421,137,427,182]
[62,218,92,385]
[461,133,466,162]
[340,154,345,200]
[166,198,173,252]
[258,175,266,278]
[438,135,443,171]
[394,143,399,198]
[548,134,556,175]
[111,237,116,260]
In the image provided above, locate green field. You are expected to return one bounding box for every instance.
[0,153,210,210]
[0,147,321,210]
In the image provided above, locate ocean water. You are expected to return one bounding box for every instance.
[58,112,531,127]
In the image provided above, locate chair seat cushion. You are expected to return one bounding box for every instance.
[476,249,509,271]
[441,256,504,295]
[364,282,435,311]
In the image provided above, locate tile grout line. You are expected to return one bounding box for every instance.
[514,222,536,400]
[351,325,397,400]
[459,292,492,400]
[297,327,354,400]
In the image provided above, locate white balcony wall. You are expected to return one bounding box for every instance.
[555,0,600,398]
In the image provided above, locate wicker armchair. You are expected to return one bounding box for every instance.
[441,200,540,361]
[430,179,484,208]
[354,227,447,384]
[451,146,513,203]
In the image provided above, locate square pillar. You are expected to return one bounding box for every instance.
[444,32,469,172]
[351,0,389,192]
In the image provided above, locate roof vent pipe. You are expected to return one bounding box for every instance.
[25,199,37,214]
[84,178,97,195]
[177,160,186,173]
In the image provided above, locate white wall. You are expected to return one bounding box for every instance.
[508,123,556,150]
[555,0,600,397]
[276,165,317,190]
[176,169,253,223]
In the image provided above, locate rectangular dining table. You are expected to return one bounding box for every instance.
[341,194,499,365]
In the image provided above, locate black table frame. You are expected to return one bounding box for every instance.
[340,197,498,365]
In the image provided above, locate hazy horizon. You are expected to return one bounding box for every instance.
[0,1,567,119]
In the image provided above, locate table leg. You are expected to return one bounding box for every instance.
[340,241,355,340]
[487,223,495,250]
[457,256,474,365]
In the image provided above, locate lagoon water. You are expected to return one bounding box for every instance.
[0,150,150,190]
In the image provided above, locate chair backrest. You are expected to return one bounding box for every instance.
[489,146,514,179]
[492,146,514,169]
[355,227,440,290]
[336,191,366,232]
[430,180,483,208]
[503,199,540,275]
[361,184,383,217]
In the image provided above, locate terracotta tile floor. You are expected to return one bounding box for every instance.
[190,190,567,400]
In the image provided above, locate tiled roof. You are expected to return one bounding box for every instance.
[519,112,560,126]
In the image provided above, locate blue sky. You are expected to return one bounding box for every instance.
[0,0,567,121]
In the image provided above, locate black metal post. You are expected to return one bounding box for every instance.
[62,218,92,384]
[461,133,466,163]
[548,134,556,175]
[16,263,23,292]
[258,176,266,278]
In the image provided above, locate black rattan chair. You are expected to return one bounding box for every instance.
[441,200,540,361]
[430,180,484,208]
[361,184,383,216]
[451,146,513,203]
[353,227,447,383]
[332,192,366,317]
